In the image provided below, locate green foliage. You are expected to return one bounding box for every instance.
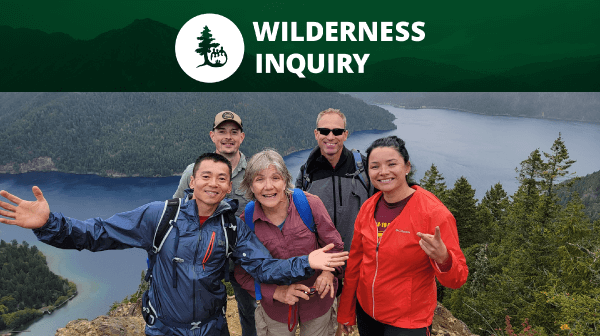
[1,308,42,330]
[443,135,600,336]
[556,169,600,222]
[0,92,396,177]
[445,176,481,249]
[420,163,448,203]
[0,241,74,329]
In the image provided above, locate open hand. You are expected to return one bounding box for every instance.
[416,226,449,264]
[0,187,50,229]
[308,243,348,272]
[273,283,312,305]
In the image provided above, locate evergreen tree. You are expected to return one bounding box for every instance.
[445,176,480,248]
[515,148,544,214]
[538,133,577,226]
[420,163,448,203]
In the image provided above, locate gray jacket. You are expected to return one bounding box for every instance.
[173,152,248,216]
[295,146,373,252]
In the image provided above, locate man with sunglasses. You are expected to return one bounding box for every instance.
[295,108,373,258]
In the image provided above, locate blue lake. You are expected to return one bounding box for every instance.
[1,106,599,335]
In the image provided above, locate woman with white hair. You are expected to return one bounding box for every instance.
[234,149,344,336]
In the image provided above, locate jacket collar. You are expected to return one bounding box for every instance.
[305,146,351,175]
[232,151,247,179]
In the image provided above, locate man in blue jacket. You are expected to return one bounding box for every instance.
[0,153,348,336]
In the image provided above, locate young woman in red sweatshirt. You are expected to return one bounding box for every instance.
[337,136,468,336]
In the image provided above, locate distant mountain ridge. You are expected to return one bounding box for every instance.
[0,19,328,92]
[557,170,600,222]
[0,92,395,177]
[350,92,600,123]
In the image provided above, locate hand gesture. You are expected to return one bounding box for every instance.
[273,283,312,305]
[314,270,335,299]
[308,243,349,272]
[416,226,449,264]
[0,187,50,229]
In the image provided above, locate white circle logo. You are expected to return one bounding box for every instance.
[175,14,245,83]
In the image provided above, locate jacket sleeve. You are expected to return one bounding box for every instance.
[233,264,279,304]
[233,217,315,285]
[173,163,194,199]
[427,207,469,289]
[32,202,163,252]
[337,206,366,326]
[308,193,345,279]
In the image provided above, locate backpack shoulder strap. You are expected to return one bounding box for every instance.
[244,201,256,231]
[152,198,181,254]
[292,188,315,233]
[351,149,371,194]
[301,164,311,191]
[146,198,181,283]
[221,211,238,258]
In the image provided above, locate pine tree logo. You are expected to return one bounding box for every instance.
[175,14,244,83]
[196,26,228,68]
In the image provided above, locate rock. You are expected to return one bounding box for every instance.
[55,300,476,336]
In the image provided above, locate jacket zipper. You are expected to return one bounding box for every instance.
[338,176,343,207]
[372,240,380,318]
[193,230,201,321]
[331,174,337,226]
[202,232,216,270]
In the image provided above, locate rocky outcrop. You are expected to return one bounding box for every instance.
[0,157,57,174]
[55,301,145,336]
[55,299,476,336]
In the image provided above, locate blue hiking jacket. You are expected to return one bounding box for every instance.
[33,196,315,336]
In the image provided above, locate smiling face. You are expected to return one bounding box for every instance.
[314,113,348,166]
[210,121,245,156]
[250,165,288,211]
[190,159,232,216]
[368,146,411,201]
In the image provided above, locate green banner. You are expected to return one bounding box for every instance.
[1,0,598,91]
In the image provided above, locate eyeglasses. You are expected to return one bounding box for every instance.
[317,128,346,136]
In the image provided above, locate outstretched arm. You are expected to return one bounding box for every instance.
[0,187,50,229]
[2,186,160,252]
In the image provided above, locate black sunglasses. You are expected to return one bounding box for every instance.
[317,128,346,136]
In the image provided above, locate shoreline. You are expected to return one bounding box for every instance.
[371,102,600,125]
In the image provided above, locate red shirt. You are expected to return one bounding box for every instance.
[234,192,344,323]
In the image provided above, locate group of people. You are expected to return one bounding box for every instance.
[0,108,468,336]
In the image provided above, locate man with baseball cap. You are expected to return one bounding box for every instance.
[173,110,256,336]
[174,111,248,215]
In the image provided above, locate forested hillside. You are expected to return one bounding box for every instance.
[350,92,600,123]
[420,135,600,335]
[557,170,600,222]
[0,240,76,331]
[0,92,395,176]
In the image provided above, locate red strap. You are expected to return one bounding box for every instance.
[288,304,298,332]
